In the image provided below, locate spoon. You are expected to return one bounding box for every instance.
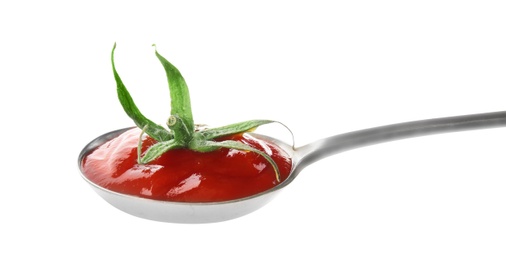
[78,110,506,223]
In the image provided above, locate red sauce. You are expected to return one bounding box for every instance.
[81,128,292,202]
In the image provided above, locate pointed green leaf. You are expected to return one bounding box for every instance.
[199,119,295,148]
[139,139,183,164]
[190,139,281,182]
[111,43,172,142]
[153,46,194,133]
[199,120,275,140]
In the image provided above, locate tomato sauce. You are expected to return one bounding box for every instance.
[81,128,292,202]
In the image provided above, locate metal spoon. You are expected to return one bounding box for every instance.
[78,111,506,223]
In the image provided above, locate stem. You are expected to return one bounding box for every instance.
[137,125,148,164]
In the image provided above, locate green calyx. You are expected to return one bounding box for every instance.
[111,44,287,182]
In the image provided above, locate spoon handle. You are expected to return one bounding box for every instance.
[296,111,506,170]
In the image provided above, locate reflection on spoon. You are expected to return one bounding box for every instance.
[78,111,506,223]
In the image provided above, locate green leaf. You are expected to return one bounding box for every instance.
[111,43,172,142]
[139,139,183,164]
[153,45,194,134]
[199,119,295,148]
[199,120,275,140]
[190,139,281,182]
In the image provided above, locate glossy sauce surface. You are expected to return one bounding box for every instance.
[81,128,292,202]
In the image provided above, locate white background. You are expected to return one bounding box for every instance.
[1,0,505,259]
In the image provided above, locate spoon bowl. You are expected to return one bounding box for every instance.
[78,111,506,223]
[78,129,297,223]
